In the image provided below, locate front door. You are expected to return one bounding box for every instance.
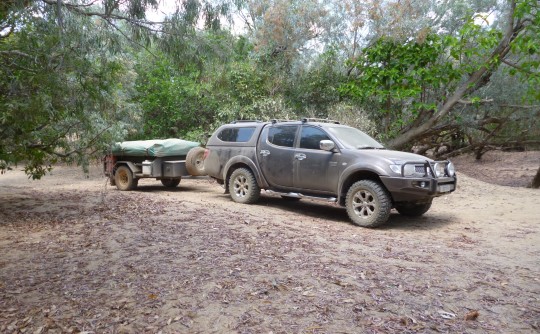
[293,125,339,193]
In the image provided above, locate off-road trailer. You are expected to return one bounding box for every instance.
[103,139,206,191]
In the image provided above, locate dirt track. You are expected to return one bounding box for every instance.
[0,162,539,333]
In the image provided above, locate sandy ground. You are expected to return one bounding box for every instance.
[0,152,539,333]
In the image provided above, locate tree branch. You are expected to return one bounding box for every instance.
[458,98,494,105]
[41,0,165,27]
[0,50,33,58]
[501,58,539,76]
[500,104,540,109]
[53,125,113,158]
[105,18,158,58]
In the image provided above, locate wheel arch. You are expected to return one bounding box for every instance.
[113,161,138,176]
[222,157,268,192]
[338,169,389,206]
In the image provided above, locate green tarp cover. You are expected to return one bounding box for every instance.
[111,139,200,157]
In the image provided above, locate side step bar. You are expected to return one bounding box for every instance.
[265,190,337,203]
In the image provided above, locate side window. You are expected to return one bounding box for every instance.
[299,126,330,150]
[268,126,298,147]
[218,127,256,142]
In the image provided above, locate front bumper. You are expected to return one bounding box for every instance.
[380,175,457,202]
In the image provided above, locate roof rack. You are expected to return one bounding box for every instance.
[231,120,262,124]
[301,118,340,124]
[271,119,296,124]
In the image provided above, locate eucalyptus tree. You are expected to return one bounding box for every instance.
[0,0,232,178]
[1,1,145,178]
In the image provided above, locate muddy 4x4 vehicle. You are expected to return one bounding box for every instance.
[204,119,457,227]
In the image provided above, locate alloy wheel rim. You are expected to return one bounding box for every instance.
[352,189,377,219]
[233,175,248,197]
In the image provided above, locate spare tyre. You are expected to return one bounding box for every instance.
[186,147,207,176]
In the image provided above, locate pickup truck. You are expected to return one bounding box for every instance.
[204,119,457,227]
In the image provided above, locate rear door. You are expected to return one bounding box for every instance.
[258,125,299,189]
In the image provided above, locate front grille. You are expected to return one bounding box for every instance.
[415,165,426,175]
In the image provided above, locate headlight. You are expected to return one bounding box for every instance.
[389,164,402,174]
[446,161,456,177]
[403,164,416,177]
[433,163,445,177]
[390,163,424,177]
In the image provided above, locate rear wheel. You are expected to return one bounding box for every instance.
[229,168,260,204]
[395,201,432,217]
[161,178,181,188]
[186,147,207,176]
[345,180,391,227]
[115,166,137,191]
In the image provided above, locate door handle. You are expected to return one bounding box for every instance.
[260,150,270,157]
[295,153,306,160]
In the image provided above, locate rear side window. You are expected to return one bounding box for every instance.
[268,126,298,147]
[218,127,256,142]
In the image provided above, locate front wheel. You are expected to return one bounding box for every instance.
[115,166,137,191]
[345,180,392,227]
[395,200,432,217]
[161,178,181,188]
[229,168,260,204]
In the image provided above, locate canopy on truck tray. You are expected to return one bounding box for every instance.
[111,139,200,157]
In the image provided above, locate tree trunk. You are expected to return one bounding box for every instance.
[531,166,540,189]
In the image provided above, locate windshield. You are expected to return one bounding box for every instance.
[326,126,384,149]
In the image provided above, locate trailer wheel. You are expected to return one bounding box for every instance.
[115,166,137,191]
[161,178,181,188]
[186,147,207,176]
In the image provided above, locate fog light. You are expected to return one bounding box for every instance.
[413,181,429,188]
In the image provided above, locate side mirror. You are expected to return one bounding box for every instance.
[320,140,336,152]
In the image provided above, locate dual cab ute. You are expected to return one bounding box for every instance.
[204,119,457,227]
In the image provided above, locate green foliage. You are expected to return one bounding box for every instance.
[134,53,218,141]
[341,33,459,140]
[0,5,139,178]
[212,58,297,125]
[286,49,345,114]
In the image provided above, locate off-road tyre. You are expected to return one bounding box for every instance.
[115,166,137,191]
[395,201,432,217]
[229,168,260,204]
[161,178,181,188]
[345,180,392,228]
[186,147,207,176]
